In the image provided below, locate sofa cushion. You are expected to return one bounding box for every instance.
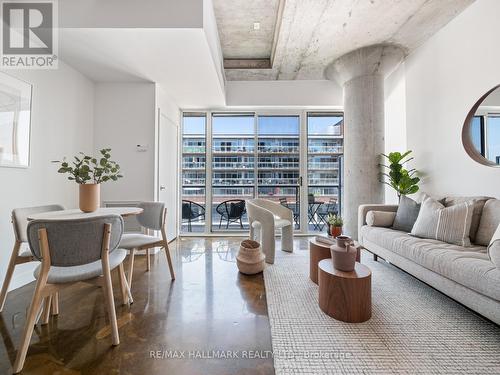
[392,195,421,233]
[443,196,491,244]
[360,226,500,302]
[476,199,500,246]
[488,224,500,268]
[411,196,474,247]
[366,210,396,228]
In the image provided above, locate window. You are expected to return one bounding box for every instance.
[307,113,343,232]
[181,114,206,232]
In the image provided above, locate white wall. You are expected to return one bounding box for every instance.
[389,0,500,199]
[384,63,407,203]
[94,83,156,203]
[0,62,94,290]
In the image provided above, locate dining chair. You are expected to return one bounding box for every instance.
[13,215,129,373]
[119,202,175,290]
[0,205,64,313]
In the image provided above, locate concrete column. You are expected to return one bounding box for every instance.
[325,44,404,239]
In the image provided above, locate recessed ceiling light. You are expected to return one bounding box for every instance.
[253,22,260,30]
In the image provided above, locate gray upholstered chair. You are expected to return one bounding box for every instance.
[13,215,130,373]
[119,202,175,289]
[0,205,64,313]
[247,199,294,264]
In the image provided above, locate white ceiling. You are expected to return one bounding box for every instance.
[59,28,226,108]
[214,0,475,80]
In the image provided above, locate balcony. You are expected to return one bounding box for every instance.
[182,162,206,169]
[308,162,339,170]
[308,146,343,154]
[212,162,254,170]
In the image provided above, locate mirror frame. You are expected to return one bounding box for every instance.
[462,84,500,167]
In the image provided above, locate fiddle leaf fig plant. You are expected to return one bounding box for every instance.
[380,150,420,199]
[56,149,123,184]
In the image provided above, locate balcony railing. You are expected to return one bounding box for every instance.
[212,162,254,169]
[213,146,255,153]
[258,146,299,153]
[212,179,254,186]
[257,178,298,185]
[183,146,205,153]
[308,146,343,154]
[308,178,339,185]
[308,162,339,170]
[258,161,299,169]
[183,178,206,185]
[183,162,206,169]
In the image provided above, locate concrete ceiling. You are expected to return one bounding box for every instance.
[214,0,475,81]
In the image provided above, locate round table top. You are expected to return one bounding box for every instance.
[310,238,360,249]
[27,207,143,221]
[318,259,371,279]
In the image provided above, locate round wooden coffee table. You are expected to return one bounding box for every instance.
[318,259,371,323]
[309,239,362,285]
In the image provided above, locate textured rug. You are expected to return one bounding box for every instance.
[264,248,500,374]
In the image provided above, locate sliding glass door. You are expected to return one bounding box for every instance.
[180,111,343,234]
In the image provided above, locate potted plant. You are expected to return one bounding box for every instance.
[327,213,343,238]
[380,150,420,200]
[56,149,122,212]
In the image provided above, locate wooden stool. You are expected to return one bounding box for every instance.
[318,260,371,323]
[309,239,362,285]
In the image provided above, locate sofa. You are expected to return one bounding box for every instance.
[358,197,500,325]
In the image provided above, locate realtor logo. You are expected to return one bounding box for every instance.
[1,0,58,69]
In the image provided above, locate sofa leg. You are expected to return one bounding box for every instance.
[373,254,378,262]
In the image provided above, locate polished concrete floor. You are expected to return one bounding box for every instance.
[0,237,307,374]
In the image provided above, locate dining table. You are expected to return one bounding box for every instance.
[27,207,144,221]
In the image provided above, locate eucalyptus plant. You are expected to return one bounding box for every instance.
[380,150,420,199]
[56,149,123,184]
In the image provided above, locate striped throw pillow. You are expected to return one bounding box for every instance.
[411,196,475,247]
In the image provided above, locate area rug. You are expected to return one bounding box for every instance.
[264,249,500,374]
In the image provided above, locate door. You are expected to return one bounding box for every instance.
[158,112,179,241]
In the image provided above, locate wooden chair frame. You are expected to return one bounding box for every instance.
[13,223,131,373]
[127,208,175,289]
[0,214,58,317]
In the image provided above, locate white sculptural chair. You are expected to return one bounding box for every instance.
[246,199,294,264]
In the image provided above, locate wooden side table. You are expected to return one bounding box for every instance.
[309,239,362,285]
[318,260,371,323]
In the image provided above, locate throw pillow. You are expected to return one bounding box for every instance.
[366,211,397,227]
[411,196,475,247]
[392,195,421,233]
[487,224,500,268]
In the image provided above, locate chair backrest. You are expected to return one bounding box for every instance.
[136,201,165,231]
[182,201,192,220]
[27,215,124,267]
[308,193,315,204]
[229,200,246,218]
[12,204,65,243]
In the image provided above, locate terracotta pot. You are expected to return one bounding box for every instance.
[330,225,342,238]
[237,239,265,275]
[79,183,100,213]
[330,235,356,272]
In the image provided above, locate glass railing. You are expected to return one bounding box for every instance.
[308,146,343,154]
[183,178,206,185]
[257,145,299,153]
[257,178,298,185]
[213,146,255,153]
[258,161,299,169]
[308,178,339,185]
[182,146,205,153]
[308,162,339,170]
[182,162,206,169]
[212,179,254,186]
[212,162,254,169]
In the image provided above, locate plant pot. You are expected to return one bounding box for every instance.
[330,225,342,238]
[237,239,265,275]
[330,235,356,272]
[79,183,100,213]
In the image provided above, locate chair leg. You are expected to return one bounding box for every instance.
[0,241,21,312]
[226,218,230,229]
[281,226,293,253]
[219,216,223,229]
[163,242,175,281]
[117,263,133,305]
[13,279,46,373]
[41,295,52,325]
[102,265,119,346]
[239,217,243,229]
[50,293,59,316]
[127,249,136,289]
[262,227,275,264]
[146,248,151,271]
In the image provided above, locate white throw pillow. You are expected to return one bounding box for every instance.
[487,224,500,268]
[411,196,475,247]
[366,211,396,228]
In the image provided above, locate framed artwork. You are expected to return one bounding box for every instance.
[0,72,32,168]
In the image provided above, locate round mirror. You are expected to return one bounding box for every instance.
[463,85,500,167]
